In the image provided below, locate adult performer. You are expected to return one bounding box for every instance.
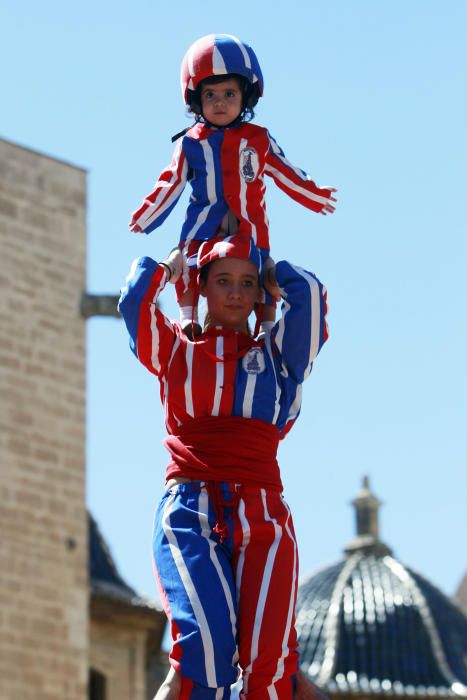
[118,234,328,700]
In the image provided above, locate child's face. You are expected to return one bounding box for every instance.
[200,78,243,127]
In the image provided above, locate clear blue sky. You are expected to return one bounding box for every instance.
[2,1,466,601]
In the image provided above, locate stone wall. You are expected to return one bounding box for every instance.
[0,139,88,700]
[90,602,168,700]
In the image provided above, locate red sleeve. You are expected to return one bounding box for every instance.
[118,257,176,377]
[265,132,333,213]
[129,138,188,234]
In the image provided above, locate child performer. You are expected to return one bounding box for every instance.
[130,34,336,336]
[118,234,329,700]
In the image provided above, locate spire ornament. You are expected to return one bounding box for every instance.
[344,475,393,557]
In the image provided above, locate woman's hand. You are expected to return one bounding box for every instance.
[161,247,184,284]
[263,257,280,301]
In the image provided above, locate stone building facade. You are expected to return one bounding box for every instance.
[0,138,88,700]
[89,514,167,700]
[0,138,166,700]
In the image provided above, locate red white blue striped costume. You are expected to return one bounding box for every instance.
[130,122,333,251]
[118,257,328,699]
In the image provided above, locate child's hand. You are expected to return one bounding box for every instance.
[263,257,280,301]
[320,187,338,216]
[161,247,185,284]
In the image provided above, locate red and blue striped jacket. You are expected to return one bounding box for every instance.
[130,122,333,250]
[118,257,328,438]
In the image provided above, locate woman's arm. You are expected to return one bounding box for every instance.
[118,256,177,376]
[269,260,328,383]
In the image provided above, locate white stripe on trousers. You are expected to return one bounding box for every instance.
[198,490,239,666]
[235,496,251,602]
[267,498,298,694]
[242,489,283,695]
[162,492,217,687]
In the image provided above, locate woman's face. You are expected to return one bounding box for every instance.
[200,257,260,332]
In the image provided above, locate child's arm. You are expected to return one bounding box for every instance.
[118,256,177,376]
[130,138,189,234]
[264,132,337,215]
[266,260,328,383]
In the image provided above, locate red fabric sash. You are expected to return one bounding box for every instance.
[164,415,282,490]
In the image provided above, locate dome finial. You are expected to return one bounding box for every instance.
[344,476,393,557]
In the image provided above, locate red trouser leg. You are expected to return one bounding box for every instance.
[175,240,202,302]
[179,676,194,699]
[234,488,299,700]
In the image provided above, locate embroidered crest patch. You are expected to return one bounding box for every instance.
[242,347,266,374]
[239,147,259,183]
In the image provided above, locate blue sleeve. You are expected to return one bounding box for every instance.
[272,261,328,383]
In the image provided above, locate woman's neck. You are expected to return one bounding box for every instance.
[204,323,250,335]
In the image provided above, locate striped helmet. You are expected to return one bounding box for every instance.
[181,34,264,111]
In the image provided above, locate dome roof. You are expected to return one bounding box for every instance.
[296,478,467,697]
[88,512,158,609]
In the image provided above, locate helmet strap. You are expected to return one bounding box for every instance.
[171,126,191,143]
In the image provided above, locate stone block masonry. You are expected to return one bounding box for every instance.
[0,139,88,700]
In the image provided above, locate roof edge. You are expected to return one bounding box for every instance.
[0,135,88,173]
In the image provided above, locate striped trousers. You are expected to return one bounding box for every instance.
[153,482,300,700]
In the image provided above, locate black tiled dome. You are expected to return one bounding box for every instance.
[296,480,467,697]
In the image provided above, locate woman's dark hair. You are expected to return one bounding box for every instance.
[199,261,211,285]
[190,74,256,123]
[199,261,216,332]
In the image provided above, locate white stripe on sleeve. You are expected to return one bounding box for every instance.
[264,335,281,424]
[149,297,162,373]
[275,264,322,381]
[290,265,322,375]
[265,163,329,206]
[137,141,188,228]
[273,289,289,356]
[184,342,194,417]
[268,135,310,180]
